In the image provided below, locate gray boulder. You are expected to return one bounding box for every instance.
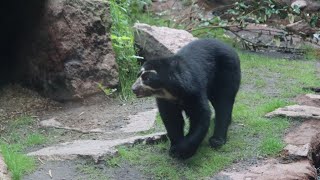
[134,23,197,60]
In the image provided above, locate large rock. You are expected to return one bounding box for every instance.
[304,1,320,13]
[291,0,307,9]
[20,0,118,101]
[134,23,197,61]
[286,20,318,37]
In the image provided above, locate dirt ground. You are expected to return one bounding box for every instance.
[23,160,149,180]
[0,84,156,140]
[0,84,157,179]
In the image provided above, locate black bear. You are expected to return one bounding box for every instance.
[132,39,241,159]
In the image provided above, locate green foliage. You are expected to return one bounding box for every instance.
[226,0,288,24]
[109,0,140,100]
[206,0,320,27]
[97,83,116,96]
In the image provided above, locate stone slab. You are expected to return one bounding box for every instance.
[27,132,166,162]
[217,159,316,180]
[121,109,158,133]
[265,105,320,119]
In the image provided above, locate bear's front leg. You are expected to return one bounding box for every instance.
[156,99,184,146]
[170,97,211,159]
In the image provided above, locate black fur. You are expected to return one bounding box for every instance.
[133,39,241,159]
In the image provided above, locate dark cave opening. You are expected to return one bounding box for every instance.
[0,0,46,87]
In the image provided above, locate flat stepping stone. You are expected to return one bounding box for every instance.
[39,118,104,134]
[217,159,316,180]
[27,132,166,162]
[0,154,11,180]
[283,144,309,157]
[40,109,158,134]
[265,105,320,119]
[121,109,157,133]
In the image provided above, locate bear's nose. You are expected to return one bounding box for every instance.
[132,86,139,94]
[131,83,139,95]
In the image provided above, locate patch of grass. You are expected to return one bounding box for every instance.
[10,116,34,128]
[107,52,320,179]
[25,133,46,146]
[0,144,36,180]
[0,116,48,180]
[257,99,289,114]
[302,45,320,61]
[259,137,285,155]
[77,163,109,180]
[255,79,267,88]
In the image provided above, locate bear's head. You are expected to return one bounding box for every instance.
[131,56,180,100]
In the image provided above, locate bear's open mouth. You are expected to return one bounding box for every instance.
[134,89,154,98]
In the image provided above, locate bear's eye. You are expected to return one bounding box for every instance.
[141,73,150,81]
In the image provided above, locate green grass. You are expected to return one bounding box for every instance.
[302,44,320,61]
[0,116,47,180]
[77,163,109,180]
[107,52,320,179]
[0,144,36,180]
[259,137,284,155]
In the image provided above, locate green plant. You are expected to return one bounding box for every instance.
[224,0,319,27]
[226,0,288,24]
[109,0,140,100]
[97,83,117,96]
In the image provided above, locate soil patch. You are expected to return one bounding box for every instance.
[23,161,82,180]
[0,84,157,142]
[40,94,155,137]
